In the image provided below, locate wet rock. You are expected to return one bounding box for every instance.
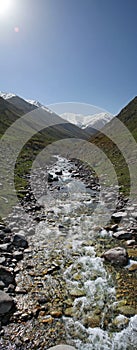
[0,257,6,265]
[13,251,23,261]
[128,263,137,271]
[7,284,15,293]
[0,243,11,252]
[111,212,127,223]
[112,315,129,329]
[64,307,74,317]
[131,212,137,219]
[116,305,137,316]
[13,233,28,249]
[3,227,11,234]
[101,247,128,266]
[0,225,5,230]
[83,315,100,328]
[126,240,136,246]
[111,224,119,232]
[48,173,53,182]
[0,281,5,290]
[55,170,63,176]
[0,265,15,286]
[112,230,132,240]
[40,315,53,323]
[0,291,15,314]
[50,310,62,318]
[69,288,86,297]
[26,227,35,236]
[0,232,4,239]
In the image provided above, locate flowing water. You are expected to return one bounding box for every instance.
[32,156,137,350]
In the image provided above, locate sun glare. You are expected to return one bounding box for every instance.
[0,0,11,15]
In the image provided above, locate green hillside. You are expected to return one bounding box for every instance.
[90,96,137,195]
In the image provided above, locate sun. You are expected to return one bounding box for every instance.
[0,0,11,15]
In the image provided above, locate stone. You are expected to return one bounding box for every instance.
[0,243,11,252]
[13,233,28,249]
[0,281,5,290]
[111,224,118,232]
[55,170,63,176]
[26,228,35,236]
[112,231,132,240]
[0,291,15,314]
[0,225,5,230]
[0,265,15,286]
[3,227,11,233]
[128,263,137,271]
[117,305,137,316]
[131,212,137,219]
[112,315,129,329]
[0,257,6,264]
[126,240,136,246]
[7,284,15,293]
[13,251,23,261]
[101,247,128,266]
[69,288,86,297]
[111,212,127,222]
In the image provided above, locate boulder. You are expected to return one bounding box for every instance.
[111,212,127,223]
[0,265,15,286]
[101,247,128,266]
[0,243,11,252]
[0,291,15,315]
[13,233,28,249]
[112,231,132,240]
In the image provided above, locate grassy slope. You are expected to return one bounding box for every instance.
[90,96,137,195]
[0,97,88,201]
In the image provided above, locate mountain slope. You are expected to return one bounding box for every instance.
[0,95,89,198]
[90,96,137,194]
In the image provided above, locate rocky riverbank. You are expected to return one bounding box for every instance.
[0,156,137,349]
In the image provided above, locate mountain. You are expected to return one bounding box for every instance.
[90,96,137,194]
[60,112,113,133]
[1,92,114,134]
[0,94,89,196]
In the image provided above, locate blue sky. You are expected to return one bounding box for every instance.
[0,0,137,115]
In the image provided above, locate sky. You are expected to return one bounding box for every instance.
[0,0,137,115]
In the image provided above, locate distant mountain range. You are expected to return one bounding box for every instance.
[0,92,113,133]
[60,112,113,133]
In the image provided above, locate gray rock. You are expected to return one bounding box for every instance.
[101,247,128,266]
[126,239,136,246]
[13,233,28,249]
[0,291,15,314]
[113,230,132,240]
[0,265,15,286]
[13,251,23,261]
[0,243,11,252]
[111,212,127,222]
[0,281,5,290]
[0,257,6,264]
[7,284,15,293]
[26,228,35,236]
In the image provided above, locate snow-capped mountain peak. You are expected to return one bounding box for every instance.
[0,91,16,100]
[26,99,53,114]
[60,112,113,131]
